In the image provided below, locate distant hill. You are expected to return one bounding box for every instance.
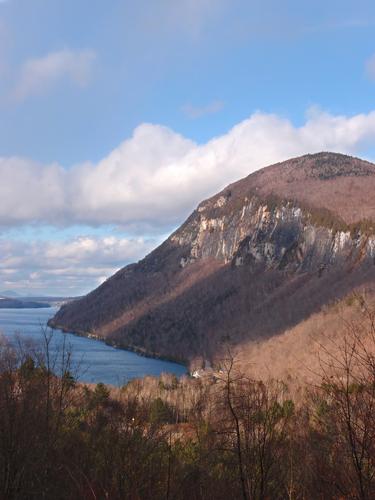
[0,298,51,309]
[0,290,20,298]
[17,296,79,307]
[0,295,78,309]
[49,152,375,375]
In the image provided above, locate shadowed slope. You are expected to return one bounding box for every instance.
[49,152,375,367]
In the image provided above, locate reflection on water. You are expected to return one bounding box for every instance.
[0,307,186,386]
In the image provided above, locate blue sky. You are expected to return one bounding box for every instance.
[1,0,375,295]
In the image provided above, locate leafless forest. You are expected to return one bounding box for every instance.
[1,300,375,499]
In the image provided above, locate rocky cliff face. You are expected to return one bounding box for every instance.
[49,152,375,366]
[173,197,375,273]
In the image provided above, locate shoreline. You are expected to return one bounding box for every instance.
[47,320,189,371]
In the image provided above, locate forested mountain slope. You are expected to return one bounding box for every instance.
[49,152,375,367]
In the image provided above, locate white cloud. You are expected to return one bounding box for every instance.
[135,0,226,42]
[182,100,224,119]
[366,53,375,81]
[0,235,156,295]
[1,108,375,229]
[0,20,10,77]
[2,107,375,294]
[13,48,96,101]
[163,0,225,37]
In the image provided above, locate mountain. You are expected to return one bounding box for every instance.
[17,296,79,307]
[0,290,20,298]
[49,152,375,369]
[0,298,51,309]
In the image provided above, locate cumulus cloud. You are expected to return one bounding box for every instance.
[0,235,156,295]
[182,100,224,119]
[3,107,375,294]
[1,108,375,230]
[12,48,96,101]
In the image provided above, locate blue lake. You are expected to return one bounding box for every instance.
[0,307,186,386]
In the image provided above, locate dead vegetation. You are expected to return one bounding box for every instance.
[2,299,375,498]
[50,153,375,368]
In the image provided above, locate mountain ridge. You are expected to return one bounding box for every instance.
[49,152,375,368]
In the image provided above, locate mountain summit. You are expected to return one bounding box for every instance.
[49,152,375,367]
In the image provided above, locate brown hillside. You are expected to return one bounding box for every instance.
[222,152,375,224]
[49,152,375,372]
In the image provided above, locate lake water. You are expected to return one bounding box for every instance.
[0,307,186,386]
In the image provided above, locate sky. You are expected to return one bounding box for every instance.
[1,0,375,295]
